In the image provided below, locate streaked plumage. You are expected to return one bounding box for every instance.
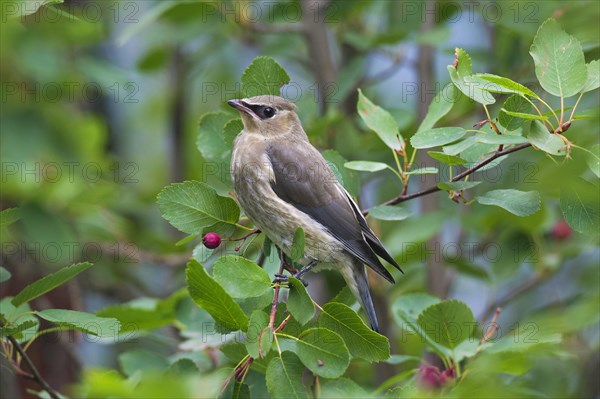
[228,95,401,332]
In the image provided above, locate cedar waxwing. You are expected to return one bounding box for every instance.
[228,95,402,333]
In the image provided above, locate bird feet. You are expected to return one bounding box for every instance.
[273,273,308,287]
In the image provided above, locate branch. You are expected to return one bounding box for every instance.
[363,143,532,215]
[359,54,408,87]
[3,332,61,399]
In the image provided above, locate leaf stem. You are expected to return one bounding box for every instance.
[568,92,584,122]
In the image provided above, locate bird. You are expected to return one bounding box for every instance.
[227,95,402,333]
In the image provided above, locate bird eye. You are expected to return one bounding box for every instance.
[261,107,275,119]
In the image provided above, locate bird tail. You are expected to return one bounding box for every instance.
[351,263,380,333]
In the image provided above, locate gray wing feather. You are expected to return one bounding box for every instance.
[266,142,399,282]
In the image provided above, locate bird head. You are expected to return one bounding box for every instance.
[227,95,300,138]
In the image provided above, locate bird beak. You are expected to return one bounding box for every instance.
[227,99,260,121]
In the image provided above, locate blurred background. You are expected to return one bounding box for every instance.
[1,0,599,398]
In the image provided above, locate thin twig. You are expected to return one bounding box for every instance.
[4,332,61,399]
[363,143,532,214]
[269,255,287,331]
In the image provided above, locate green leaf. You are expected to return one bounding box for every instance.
[157,181,240,235]
[368,205,412,221]
[443,136,478,156]
[0,208,21,227]
[318,302,390,362]
[320,378,370,399]
[36,309,120,337]
[584,144,600,178]
[417,83,457,133]
[417,300,476,349]
[212,256,272,299]
[460,143,506,172]
[560,179,600,234]
[499,109,548,121]
[530,18,587,98]
[427,151,466,166]
[232,382,251,399]
[437,181,481,191]
[290,227,305,262]
[411,127,467,149]
[295,328,350,378]
[7,0,64,17]
[357,89,403,150]
[404,167,439,175]
[12,262,92,307]
[499,95,533,131]
[0,267,11,283]
[266,352,307,399]
[0,298,39,341]
[287,277,315,325]
[223,118,244,147]
[448,48,495,105]
[323,150,360,198]
[526,120,566,156]
[475,134,528,145]
[186,259,248,332]
[344,161,388,173]
[469,74,538,97]
[96,303,175,332]
[477,189,541,216]
[246,310,272,359]
[196,112,233,163]
[581,60,600,93]
[241,56,290,97]
[119,349,169,377]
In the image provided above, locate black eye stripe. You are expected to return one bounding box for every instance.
[247,104,276,119]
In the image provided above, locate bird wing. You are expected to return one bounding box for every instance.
[266,141,398,283]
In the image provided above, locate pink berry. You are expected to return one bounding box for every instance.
[418,366,442,389]
[440,367,455,384]
[551,220,572,241]
[202,232,222,249]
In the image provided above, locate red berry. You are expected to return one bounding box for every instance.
[418,366,442,389]
[202,232,222,249]
[440,367,455,384]
[551,220,572,241]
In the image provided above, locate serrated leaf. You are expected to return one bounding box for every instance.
[499,95,533,131]
[157,181,240,235]
[581,60,600,93]
[0,267,10,283]
[12,262,92,307]
[287,277,314,325]
[368,205,412,221]
[0,320,38,338]
[241,56,290,97]
[196,112,233,163]
[404,167,439,175]
[469,74,538,97]
[186,259,248,332]
[290,227,305,262]
[530,18,587,98]
[584,144,600,178]
[411,127,467,149]
[461,143,506,172]
[475,134,528,145]
[266,352,307,399]
[437,181,481,191]
[344,161,388,172]
[560,179,600,234]
[526,120,566,156]
[246,310,272,358]
[357,89,403,150]
[417,300,476,349]
[295,328,350,378]
[499,109,548,121]
[323,150,360,198]
[427,151,466,166]
[0,208,21,227]
[448,48,495,105]
[37,309,120,337]
[0,298,39,341]
[318,302,390,362]
[212,256,272,299]
[477,189,541,216]
[417,83,457,133]
[223,118,244,147]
